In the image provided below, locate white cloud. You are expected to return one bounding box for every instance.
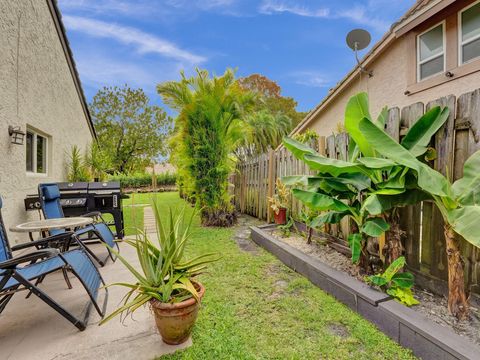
[59,0,150,16]
[259,0,329,17]
[289,70,331,88]
[259,0,391,33]
[63,15,206,64]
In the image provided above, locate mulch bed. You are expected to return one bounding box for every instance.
[267,228,480,345]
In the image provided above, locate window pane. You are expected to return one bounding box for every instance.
[462,2,480,42]
[36,135,46,173]
[26,132,33,172]
[463,37,480,63]
[419,24,443,61]
[420,55,444,80]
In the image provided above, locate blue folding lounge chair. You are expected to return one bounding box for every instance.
[38,183,118,266]
[0,197,108,331]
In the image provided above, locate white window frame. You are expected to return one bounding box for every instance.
[26,128,49,176]
[417,21,446,82]
[458,0,480,65]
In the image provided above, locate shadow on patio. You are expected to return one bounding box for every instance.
[0,241,189,360]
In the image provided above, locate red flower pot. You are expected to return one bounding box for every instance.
[274,207,287,225]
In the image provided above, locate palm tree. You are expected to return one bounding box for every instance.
[158,69,255,226]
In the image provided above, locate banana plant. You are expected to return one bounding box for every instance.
[359,116,480,320]
[282,93,449,272]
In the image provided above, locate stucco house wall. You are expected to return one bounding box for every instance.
[0,1,94,243]
[296,0,480,138]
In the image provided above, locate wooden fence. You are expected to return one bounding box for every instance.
[232,88,480,297]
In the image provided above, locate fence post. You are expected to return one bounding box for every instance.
[267,150,275,223]
[318,136,326,156]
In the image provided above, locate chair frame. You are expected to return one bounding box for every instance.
[37,183,119,266]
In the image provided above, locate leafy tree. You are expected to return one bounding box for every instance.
[359,116,480,320]
[283,93,449,275]
[238,74,307,126]
[158,69,255,226]
[66,145,89,182]
[89,85,172,174]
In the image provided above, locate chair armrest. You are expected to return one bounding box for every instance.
[82,211,101,218]
[0,249,59,269]
[11,232,75,251]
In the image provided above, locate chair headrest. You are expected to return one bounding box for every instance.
[42,185,61,201]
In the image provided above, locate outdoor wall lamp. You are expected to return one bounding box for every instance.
[8,125,26,145]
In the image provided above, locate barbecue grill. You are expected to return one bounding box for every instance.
[25,181,125,239]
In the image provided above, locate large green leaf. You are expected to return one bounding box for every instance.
[358,118,450,197]
[391,272,414,288]
[311,211,349,227]
[357,157,396,169]
[361,218,390,237]
[448,206,480,248]
[376,106,389,127]
[452,150,480,206]
[344,93,375,157]
[283,137,318,160]
[362,190,431,215]
[401,106,450,157]
[303,154,366,177]
[292,189,351,212]
[347,233,362,263]
[282,175,309,186]
[383,256,406,281]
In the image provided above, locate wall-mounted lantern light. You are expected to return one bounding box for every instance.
[8,125,25,145]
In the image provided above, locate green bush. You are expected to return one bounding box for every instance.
[106,172,176,188]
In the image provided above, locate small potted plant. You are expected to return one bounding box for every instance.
[100,200,218,345]
[268,179,289,225]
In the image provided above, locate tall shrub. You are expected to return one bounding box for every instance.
[158,69,255,226]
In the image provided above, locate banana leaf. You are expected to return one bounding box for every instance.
[447,206,480,248]
[292,189,352,212]
[283,137,318,160]
[361,218,390,237]
[452,150,480,205]
[344,92,375,157]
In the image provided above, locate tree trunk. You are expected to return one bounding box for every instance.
[383,212,404,266]
[306,227,313,244]
[445,226,469,320]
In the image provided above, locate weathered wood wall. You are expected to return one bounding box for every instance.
[232,88,480,296]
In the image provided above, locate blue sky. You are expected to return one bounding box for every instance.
[58,0,415,113]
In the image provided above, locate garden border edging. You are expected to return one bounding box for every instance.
[250,225,479,360]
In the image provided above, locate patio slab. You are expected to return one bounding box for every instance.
[0,240,191,360]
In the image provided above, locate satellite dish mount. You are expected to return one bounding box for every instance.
[346,29,373,77]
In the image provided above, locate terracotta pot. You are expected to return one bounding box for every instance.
[150,281,205,345]
[274,207,287,225]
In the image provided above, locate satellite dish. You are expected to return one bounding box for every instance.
[346,29,371,51]
[346,29,373,77]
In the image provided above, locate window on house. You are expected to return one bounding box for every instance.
[460,1,480,64]
[26,130,48,174]
[417,23,445,81]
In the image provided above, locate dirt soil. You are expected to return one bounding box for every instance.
[268,229,480,346]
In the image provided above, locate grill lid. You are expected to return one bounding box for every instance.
[88,181,120,191]
[58,182,88,192]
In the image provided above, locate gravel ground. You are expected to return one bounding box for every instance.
[269,229,480,345]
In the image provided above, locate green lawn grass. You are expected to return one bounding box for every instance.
[124,192,416,359]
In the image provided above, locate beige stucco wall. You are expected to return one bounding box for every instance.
[306,35,480,137]
[0,1,93,243]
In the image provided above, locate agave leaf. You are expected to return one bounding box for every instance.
[104,244,149,285]
[99,293,150,325]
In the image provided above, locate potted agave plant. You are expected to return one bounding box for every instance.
[100,200,218,345]
[268,178,289,225]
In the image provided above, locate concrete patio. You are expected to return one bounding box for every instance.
[0,237,190,360]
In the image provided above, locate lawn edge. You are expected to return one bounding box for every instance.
[251,224,480,360]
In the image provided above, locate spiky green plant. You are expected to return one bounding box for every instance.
[100,199,219,324]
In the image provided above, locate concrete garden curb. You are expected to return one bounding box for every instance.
[251,225,480,360]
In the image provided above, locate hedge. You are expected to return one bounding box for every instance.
[107,172,177,188]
